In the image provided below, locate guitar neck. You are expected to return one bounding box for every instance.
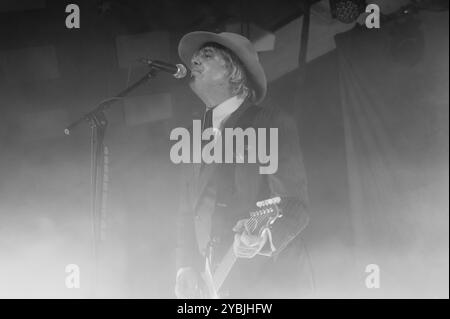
[213,246,237,291]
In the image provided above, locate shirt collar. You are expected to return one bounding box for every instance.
[210,95,245,129]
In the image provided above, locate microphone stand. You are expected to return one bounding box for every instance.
[64,67,159,297]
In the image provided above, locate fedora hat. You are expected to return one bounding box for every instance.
[178,31,267,105]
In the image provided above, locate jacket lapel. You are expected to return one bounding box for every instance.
[193,100,253,210]
[194,161,218,209]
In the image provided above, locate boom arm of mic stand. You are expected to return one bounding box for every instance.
[64,67,158,135]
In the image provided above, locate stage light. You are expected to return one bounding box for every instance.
[329,0,366,24]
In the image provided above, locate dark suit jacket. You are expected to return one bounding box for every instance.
[176,101,312,298]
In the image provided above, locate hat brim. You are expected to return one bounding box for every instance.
[178,31,267,105]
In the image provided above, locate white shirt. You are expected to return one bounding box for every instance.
[209,95,245,130]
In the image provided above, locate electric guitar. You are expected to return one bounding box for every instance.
[199,196,283,298]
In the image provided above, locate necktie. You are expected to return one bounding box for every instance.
[203,108,213,130]
[202,108,214,149]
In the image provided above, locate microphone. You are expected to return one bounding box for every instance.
[140,59,187,79]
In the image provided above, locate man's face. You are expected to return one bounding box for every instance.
[189,46,231,98]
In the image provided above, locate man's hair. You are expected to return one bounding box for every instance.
[199,42,256,102]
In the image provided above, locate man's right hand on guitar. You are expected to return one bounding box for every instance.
[174,267,205,299]
[232,218,271,258]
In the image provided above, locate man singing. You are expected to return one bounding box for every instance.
[174,31,312,298]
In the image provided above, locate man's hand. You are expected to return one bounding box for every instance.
[232,219,269,258]
[174,267,205,299]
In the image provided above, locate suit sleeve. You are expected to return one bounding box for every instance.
[263,109,310,257]
[175,167,203,272]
